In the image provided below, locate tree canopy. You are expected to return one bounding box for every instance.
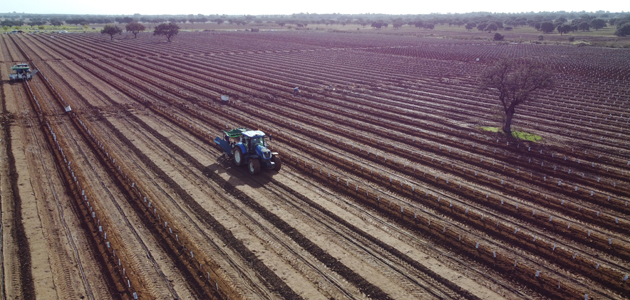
[153,22,180,42]
[484,23,498,32]
[615,24,630,36]
[590,18,607,30]
[479,60,554,135]
[125,22,146,38]
[540,22,555,33]
[101,25,122,41]
[556,24,572,35]
[578,21,590,31]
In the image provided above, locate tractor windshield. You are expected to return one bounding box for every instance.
[251,136,266,147]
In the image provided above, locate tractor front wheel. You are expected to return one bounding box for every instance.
[234,148,244,166]
[271,156,282,172]
[249,159,261,175]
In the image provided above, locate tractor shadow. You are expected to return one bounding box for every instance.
[203,154,273,188]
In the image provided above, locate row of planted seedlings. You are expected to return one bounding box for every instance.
[40,31,630,176]
[27,31,628,171]
[370,74,628,144]
[228,105,630,297]
[105,47,630,227]
[39,33,630,166]
[16,34,61,61]
[48,32,630,253]
[170,49,630,182]
[58,43,473,300]
[11,35,142,298]
[21,76,139,298]
[68,63,525,300]
[243,48,620,155]
[158,92,615,299]
[119,62,630,296]
[242,96,630,242]
[244,94,630,221]
[53,31,630,130]
[218,98,630,291]
[89,31,630,162]
[365,55,627,128]
[71,54,395,300]
[106,50,630,237]
[126,52,630,209]
[72,45,630,297]
[74,106,236,300]
[219,50,629,170]
[69,56,306,299]
[82,54,628,298]
[15,41,239,300]
[1,35,21,61]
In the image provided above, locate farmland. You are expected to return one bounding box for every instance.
[1,30,629,299]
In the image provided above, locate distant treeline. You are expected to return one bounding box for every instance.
[2,11,630,36]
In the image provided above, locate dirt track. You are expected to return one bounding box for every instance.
[1,31,629,299]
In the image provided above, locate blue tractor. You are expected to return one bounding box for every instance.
[214,128,282,174]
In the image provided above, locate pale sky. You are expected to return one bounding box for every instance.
[4,0,628,15]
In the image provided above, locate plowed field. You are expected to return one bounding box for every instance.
[1,31,629,300]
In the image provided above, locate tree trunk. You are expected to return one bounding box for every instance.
[110,35,113,41]
[503,110,514,137]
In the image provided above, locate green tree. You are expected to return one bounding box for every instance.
[484,23,498,33]
[371,21,384,29]
[578,21,590,31]
[557,24,571,35]
[614,24,630,36]
[153,22,179,42]
[493,33,504,40]
[125,22,146,38]
[590,18,607,30]
[465,22,475,31]
[540,22,554,33]
[50,19,63,26]
[480,60,554,136]
[277,22,285,27]
[101,24,122,40]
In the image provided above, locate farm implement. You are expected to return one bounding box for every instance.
[214,128,281,174]
[9,63,38,81]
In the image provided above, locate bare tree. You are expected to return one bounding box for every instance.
[480,60,554,136]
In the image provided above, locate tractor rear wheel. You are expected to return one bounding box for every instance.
[234,148,244,166]
[271,156,282,172]
[249,159,261,175]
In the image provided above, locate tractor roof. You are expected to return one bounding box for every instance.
[242,130,265,138]
[11,64,30,70]
[223,127,250,138]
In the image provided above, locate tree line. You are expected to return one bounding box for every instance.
[101,22,179,42]
[3,11,630,36]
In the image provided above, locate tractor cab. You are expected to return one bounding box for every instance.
[241,130,269,156]
[10,63,38,81]
[214,128,281,174]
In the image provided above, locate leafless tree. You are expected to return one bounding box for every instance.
[480,60,554,136]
